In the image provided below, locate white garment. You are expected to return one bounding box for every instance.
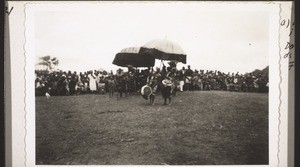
[233,78,238,84]
[45,92,51,99]
[36,82,42,88]
[179,80,184,91]
[185,76,192,84]
[88,74,97,91]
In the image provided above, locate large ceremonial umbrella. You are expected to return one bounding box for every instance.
[112,47,155,67]
[139,39,187,64]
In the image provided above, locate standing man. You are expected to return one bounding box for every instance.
[185,65,194,91]
[161,76,173,105]
[178,67,185,92]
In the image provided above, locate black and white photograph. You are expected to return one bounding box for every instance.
[5,1,294,167]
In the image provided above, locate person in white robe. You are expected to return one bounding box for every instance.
[88,71,97,92]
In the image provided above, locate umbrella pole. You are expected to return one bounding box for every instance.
[134,67,137,93]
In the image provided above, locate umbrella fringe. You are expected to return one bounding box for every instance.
[139,47,186,64]
[112,52,155,67]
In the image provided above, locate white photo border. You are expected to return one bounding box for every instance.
[5,1,293,167]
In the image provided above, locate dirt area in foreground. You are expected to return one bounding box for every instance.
[36,91,268,165]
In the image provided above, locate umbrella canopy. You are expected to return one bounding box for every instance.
[112,47,155,67]
[139,39,187,64]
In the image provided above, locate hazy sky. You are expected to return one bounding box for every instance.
[33,2,270,74]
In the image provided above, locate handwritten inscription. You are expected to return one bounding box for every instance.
[289,61,295,70]
[284,52,292,59]
[280,19,294,70]
[5,6,13,16]
[285,42,294,50]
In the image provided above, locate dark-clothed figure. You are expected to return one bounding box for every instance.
[148,75,158,105]
[115,69,126,99]
[185,65,194,91]
[161,76,173,105]
[69,75,78,95]
[57,75,69,95]
[107,76,116,98]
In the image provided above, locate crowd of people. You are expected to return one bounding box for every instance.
[35,65,269,97]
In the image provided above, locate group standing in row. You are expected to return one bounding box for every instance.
[35,65,269,98]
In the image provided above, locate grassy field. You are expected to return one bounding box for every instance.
[36,91,268,165]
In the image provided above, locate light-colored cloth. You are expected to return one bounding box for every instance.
[162,79,173,86]
[88,74,97,91]
[36,82,42,88]
[179,80,184,91]
[45,92,50,99]
[141,85,152,96]
[141,85,152,100]
[96,74,101,84]
[185,76,192,84]
[233,78,238,84]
